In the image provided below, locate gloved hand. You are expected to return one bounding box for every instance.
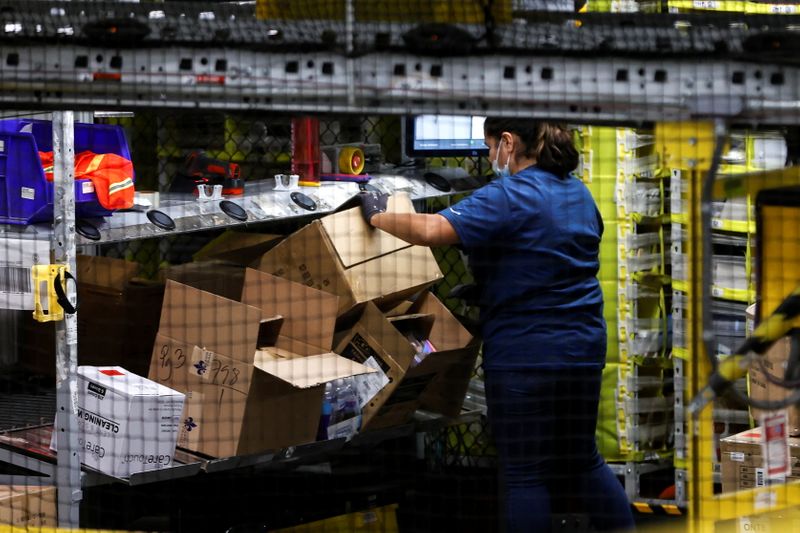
[359,191,389,226]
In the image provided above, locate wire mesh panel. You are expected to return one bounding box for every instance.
[3,1,800,532]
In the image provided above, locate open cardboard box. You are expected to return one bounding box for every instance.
[334,291,480,430]
[148,269,374,458]
[257,193,443,317]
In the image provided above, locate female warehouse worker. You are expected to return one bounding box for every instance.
[359,118,635,532]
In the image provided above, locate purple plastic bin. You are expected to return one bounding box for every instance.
[0,119,134,225]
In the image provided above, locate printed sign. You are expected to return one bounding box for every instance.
[761,411,791,482]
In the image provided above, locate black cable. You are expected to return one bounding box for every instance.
[701,121,728,375]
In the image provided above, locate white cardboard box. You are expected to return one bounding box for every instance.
[52,366,185,478]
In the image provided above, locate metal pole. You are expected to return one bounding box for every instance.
[52,111,81,528]
[345,0,355,106]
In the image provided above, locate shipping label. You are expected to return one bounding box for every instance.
[352,356,390,408]
[762,411,791,482]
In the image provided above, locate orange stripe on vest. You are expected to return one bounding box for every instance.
[39,150,135,210]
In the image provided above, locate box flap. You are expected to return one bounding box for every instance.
[384,300,415,317]
[345,245,443,304]
[193,231,283,266]
[257,316,285,348]
[166,261,246,301]
[320,193,416,268]
[357,303,417,369]
[389,313,436,343]
[409,292,474,350]
[257,222,354,312]
[158,280,260,364]
[242,269,339,351]
[253,352,376,388]
[77,255,139,292]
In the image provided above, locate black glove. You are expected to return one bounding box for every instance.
[359,191,389,226]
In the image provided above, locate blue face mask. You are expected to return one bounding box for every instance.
[491,139,511,178]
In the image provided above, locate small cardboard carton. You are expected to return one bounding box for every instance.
[720,427,800,493]
[256,193,443,317]
[52,366,185,479]
[0,485,57,528]
[334,292,479,430]
[148,269,374,458]
[746,305,800,435]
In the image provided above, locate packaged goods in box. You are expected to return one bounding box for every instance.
[394,291,480,417]
[0,485,57,528]
[149,270,374,458]
[720,427,800,493]
[0,119,134,225]
[746,305,800,435]
[334,293,479,430]
[258,193,443,317]
[51,366,185,478]
[20,255,165,377]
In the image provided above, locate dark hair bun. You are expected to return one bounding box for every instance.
[484,118,579,177]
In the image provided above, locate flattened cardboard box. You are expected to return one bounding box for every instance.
[334,293,479,430]
[0,485,57,528]
[149,271,374,458]
[257,193,443,316]
[720,427,800,493]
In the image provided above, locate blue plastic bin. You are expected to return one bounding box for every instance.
[0,119,134,225]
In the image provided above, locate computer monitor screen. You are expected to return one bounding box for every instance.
[405,114,488,157]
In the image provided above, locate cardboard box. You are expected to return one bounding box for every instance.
[148,270,374,458]
[257,193,443,317]
[20,255,165,377]
[0,485,57,528]
[165,260,246,301]
[720,427,800,493]
[193,231,283,266]
[52,366,185,478]
[746,305,800,435]
[334,292,479,430]
[403,292,480,417]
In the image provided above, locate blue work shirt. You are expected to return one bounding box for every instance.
[438,165,606,369]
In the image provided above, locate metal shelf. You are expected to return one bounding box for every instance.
[0,174,468,246]
[0,2,797,122]
[0,411,481,488]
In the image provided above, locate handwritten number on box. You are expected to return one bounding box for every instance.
[158,344,186,382]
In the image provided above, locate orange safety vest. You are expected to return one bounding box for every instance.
[39,151,135,210]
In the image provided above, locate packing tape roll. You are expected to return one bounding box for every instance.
[339,146,365,175]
